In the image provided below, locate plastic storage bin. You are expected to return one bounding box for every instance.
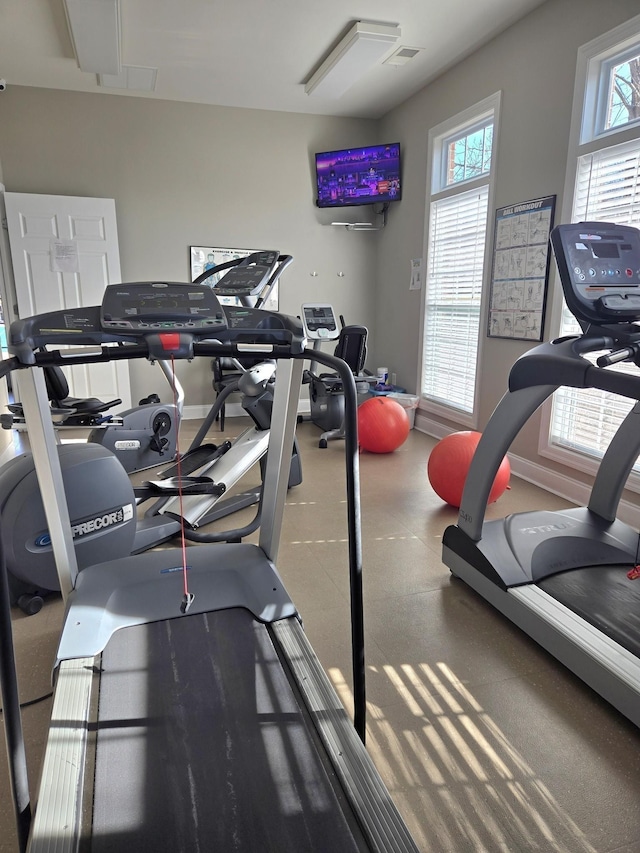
[387,392,419,429]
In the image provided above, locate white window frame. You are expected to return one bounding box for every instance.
[581,18,640,146]
[439,115,494,189]
[419,92,501,427]
[539,14,640,492]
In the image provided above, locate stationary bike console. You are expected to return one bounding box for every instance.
[551,221,640,325]
[301,304,340,341]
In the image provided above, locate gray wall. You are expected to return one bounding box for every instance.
[377,0,640,487]
[0,89,377,403]
[1,0,640,493]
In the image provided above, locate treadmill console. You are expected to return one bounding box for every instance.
[301,304,340,340]
[214,250,279,297]
[551,221,640,324]
[101,282,227,334]
[9,280,306,363]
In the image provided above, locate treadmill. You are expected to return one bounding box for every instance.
[0,282,419,852]
[443,220,640,729]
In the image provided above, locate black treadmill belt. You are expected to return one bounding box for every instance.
[539,565,640,658]
[92,609,364,852]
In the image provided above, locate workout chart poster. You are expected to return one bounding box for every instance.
[189,246,279,310]
[487,195,555,341]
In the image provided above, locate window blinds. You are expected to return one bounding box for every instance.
[551,138,640,461]
[423,186,489,412]
[573,141,640,225]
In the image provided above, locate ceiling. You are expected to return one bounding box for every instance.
[1,0,548,119]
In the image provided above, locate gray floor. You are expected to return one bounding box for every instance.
[2,418,640,852]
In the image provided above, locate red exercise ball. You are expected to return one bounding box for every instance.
[357,396,410,453]
[427,430,510,508]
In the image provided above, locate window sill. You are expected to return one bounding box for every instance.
[538,438,640,496]
[419,398,476,431]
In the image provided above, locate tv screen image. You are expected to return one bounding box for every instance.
[315,143,401,209]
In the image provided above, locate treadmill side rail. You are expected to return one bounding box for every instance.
[28,657,98,853]
[447,544,640,729]
[272,619,420,853]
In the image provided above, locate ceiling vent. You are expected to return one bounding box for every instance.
[384,47,423,67]
[99,66,158,92]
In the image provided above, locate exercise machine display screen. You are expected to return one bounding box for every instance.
[214,251,280,297]
[101,282,227,333]
[301,304,339,340]
[120,292,206,315]
[215,267,272,296]
[551,221,640,324]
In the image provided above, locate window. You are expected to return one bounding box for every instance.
[421,96,499,420]
[543,16,640,484]
[446,121,494,185]
[580,17,640,145]
[605,51,640,131]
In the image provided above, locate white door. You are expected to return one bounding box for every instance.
[3,192,131,409]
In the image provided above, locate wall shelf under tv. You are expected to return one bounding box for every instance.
[326,203,389,231]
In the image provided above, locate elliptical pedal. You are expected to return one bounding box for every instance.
[157,441,232,479]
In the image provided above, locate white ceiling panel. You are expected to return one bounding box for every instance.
[0,0,548,118]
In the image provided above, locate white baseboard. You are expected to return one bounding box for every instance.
[414,411,453,441]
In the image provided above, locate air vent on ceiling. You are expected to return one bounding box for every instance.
[384,47,423,66]
[99,65,158,91]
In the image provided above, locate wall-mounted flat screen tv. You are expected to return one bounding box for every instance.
[315,142,402,208]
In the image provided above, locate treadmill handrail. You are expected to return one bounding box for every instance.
[8,307,306,363]
[509,334,640,401]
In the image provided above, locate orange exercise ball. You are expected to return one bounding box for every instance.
[357,396,410,453]
[427,430,510,508]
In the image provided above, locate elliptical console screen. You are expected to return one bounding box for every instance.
[101,282,227,334]
[214,250,279,296]
[550,222,640,324]
[215,267,272,296]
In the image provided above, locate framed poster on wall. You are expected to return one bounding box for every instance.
[487,195,556,341]
[189,246,279,310]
